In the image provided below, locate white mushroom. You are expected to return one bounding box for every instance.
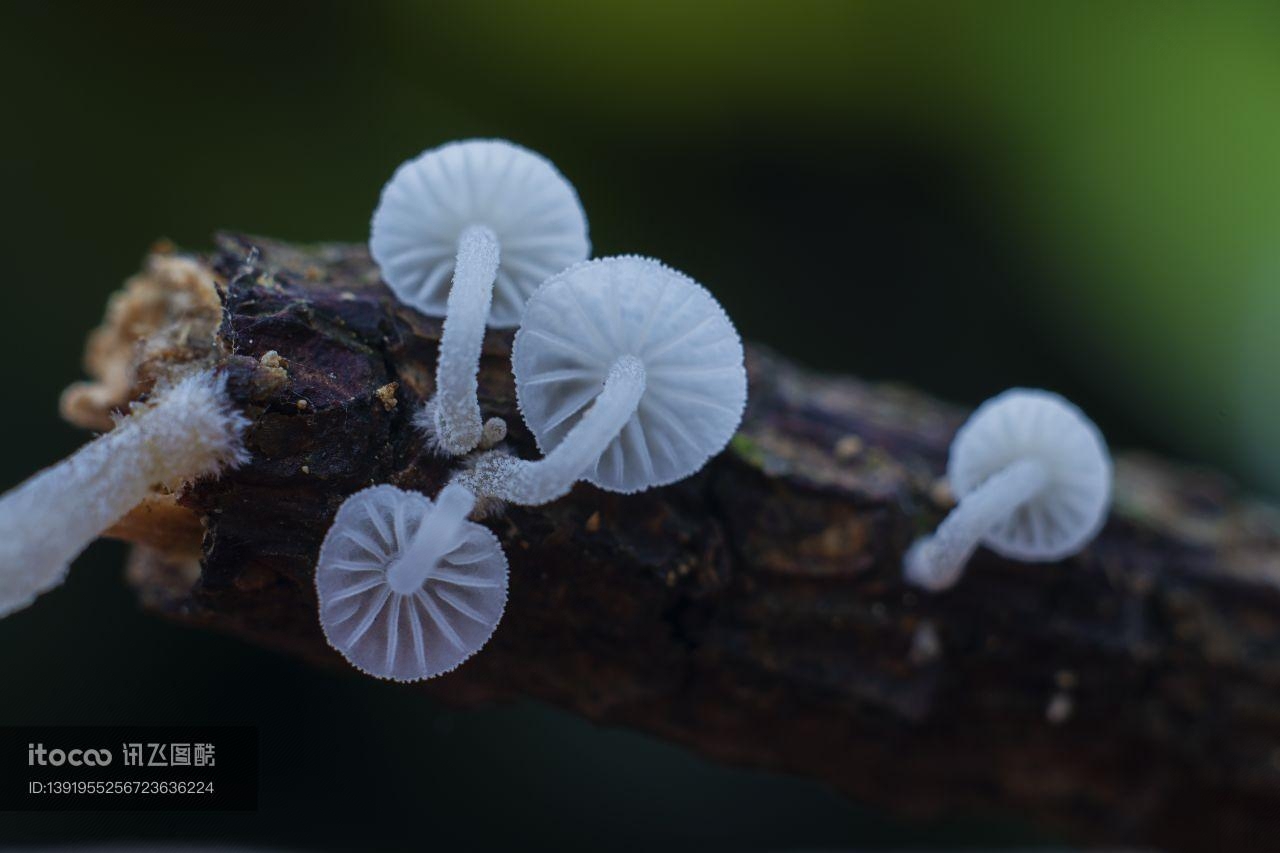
[904,388,1112,592]
[0,369,249,617]
[370,139,589,456]
[315,483,508,681]
[456,256,747,505]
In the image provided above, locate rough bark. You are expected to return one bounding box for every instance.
[72,234,1280,851]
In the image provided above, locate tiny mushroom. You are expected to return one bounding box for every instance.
[315,482,508,681]
[904,388,1112,592]
[0,369,249,617]
[370,139,590,456]
[456,256,747,505]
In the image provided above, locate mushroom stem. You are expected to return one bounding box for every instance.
[904,457,1049,591]
[431,224,502,456]
[0,369,248,617]
[385,483,477,595]
[458,355,647,505]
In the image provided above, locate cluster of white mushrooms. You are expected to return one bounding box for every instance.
[316,139,749,681]
[0,137,1116,684]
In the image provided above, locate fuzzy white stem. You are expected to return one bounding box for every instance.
[904,457,1048,592]
[432,225,501,456]
[456,356,646,506]
[385,483,476,595]
[0,370,248,617]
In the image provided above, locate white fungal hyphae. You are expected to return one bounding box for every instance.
[0,369,248,618]
[455,256,747,505]
[370,139,590,455]
[315,483,508,681]
[904,388,1112,592]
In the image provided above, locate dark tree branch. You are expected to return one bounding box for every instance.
[75,234,1280,851]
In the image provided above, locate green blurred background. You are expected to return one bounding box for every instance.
[3,0,1279,848]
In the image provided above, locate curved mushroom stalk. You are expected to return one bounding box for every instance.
[385,483,477,594]
[902,388,1112,593]
[904,458,1048,592]
[369,140,592,458]
[0,370,248,617]
[485,255,745,506]
[458,356,647,505]
[315,483,508,682]
[430,225,501,455]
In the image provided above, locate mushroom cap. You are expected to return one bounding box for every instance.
[513,256,747,493]
[369,139,590,328]
[315,485,508,682]
[949,388,1112,562]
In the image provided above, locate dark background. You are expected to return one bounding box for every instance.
[3,1,1278,849]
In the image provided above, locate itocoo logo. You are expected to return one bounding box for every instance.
[27,743,112,766]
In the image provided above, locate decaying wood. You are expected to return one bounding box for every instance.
[73,234,1280,851]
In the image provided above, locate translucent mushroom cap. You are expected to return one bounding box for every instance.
[369,139,590,328]
[948,388,1112,562]
[513,256,747,493]
[315,485,508,681]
